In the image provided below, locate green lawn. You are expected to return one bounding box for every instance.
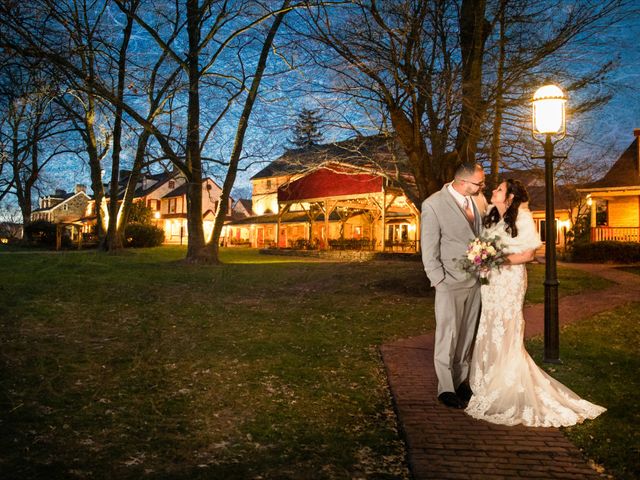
[0,247,625,479]
[527,303,640,480]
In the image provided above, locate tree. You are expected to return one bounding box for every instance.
[117,0,295,262]
[295,0,631,205]
[480,0,627,189]
[290,108,323,148]
[0,60,76,224]
[296,0,491,204]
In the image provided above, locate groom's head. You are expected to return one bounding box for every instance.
[453,162,485,196]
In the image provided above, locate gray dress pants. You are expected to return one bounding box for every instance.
[433,283,482,395]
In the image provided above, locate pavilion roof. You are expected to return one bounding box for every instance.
[278,163,385,203]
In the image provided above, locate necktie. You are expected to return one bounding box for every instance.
[463,197,475,224]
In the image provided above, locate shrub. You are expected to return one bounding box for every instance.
[291,238,315,250]
[571,241,640,263]
[127,202,154,225]
[124,223,165,248]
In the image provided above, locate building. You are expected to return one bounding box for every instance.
[506,169,577,250]
[30,185,91,224]
[224,135,420,251]
[33,170,232,245]
[577,129,640,242]
[159,177,232,244]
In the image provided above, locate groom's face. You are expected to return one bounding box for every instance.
[462,168,486,196]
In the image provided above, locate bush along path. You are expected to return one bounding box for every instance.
[380,262,640,479]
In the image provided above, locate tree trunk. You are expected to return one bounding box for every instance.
[456,0,491,165]
[489,0,507,190]
[183,0,209,262]
[120,129,151,227]
[85,102,107,241]
[101,11,135,252]
[208,0,291,261]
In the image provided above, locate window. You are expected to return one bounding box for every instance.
[168,180,175,189]
[169,198,177,213]
[266,179,272,190]
[539,219,559,244]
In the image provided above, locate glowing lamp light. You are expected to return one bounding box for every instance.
[154,211,161,219]
[532,84,566,136]
[586,196,593,206]
[408,224,417,232]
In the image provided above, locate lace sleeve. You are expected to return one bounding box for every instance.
[505,209,542,254]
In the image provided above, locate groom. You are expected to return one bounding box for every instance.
[420,162,487,409]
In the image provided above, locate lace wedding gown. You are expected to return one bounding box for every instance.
[465,207,606,427]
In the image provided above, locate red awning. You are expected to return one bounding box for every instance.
[278,166,383,202]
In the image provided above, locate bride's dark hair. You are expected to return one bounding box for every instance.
[483,179,529,238]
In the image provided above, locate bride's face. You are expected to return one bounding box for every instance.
[491,182,510,206]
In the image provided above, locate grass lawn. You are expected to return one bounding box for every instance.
[527,303,640,480]
[0,247,619,478]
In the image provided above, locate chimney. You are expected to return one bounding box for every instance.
[635,129,640,173]
[75,184,86,194]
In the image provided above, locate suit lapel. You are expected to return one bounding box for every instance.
[443,185,477,236]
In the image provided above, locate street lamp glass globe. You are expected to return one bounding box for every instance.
[532,85,566,135]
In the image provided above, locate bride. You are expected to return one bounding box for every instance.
[465,178,606,427]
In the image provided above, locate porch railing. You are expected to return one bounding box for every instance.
[590,227,640,242]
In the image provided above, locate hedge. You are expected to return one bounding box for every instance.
[124,223,165,248]
[571,241,640,263]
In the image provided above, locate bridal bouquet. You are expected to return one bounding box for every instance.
[457,235,506,285]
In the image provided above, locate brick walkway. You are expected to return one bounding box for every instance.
[380,263,640,479]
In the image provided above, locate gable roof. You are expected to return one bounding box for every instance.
[251,134,411,180]
[586,137,640,189]
[31,191,90,213]
[163,182,189,198]
[162,177,224,199]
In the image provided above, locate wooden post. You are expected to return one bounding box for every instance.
[56,225,62,251]
[380,191,386,251]
[324,198,330,250]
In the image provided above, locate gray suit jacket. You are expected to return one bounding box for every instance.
[421,184,483,290]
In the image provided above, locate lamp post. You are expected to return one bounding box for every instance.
[532,84,567,364]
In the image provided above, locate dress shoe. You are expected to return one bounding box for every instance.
[456,382,473,403]
[438,392,464,409]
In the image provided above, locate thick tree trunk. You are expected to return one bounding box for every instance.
[386,105,432,203]
[183,0,209,262]
[456,0,491,165]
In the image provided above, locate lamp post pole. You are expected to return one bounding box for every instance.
[543,134,560,363]
[532,83,566,364]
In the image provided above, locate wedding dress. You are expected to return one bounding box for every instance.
[465,207,606,427]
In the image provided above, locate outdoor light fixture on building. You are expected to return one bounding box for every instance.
[532,83,567,364]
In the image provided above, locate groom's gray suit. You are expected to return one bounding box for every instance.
[421,184,483,395]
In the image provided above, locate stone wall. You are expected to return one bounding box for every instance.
[259,248,421,262]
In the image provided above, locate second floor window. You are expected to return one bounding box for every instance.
[168,180,175,189]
